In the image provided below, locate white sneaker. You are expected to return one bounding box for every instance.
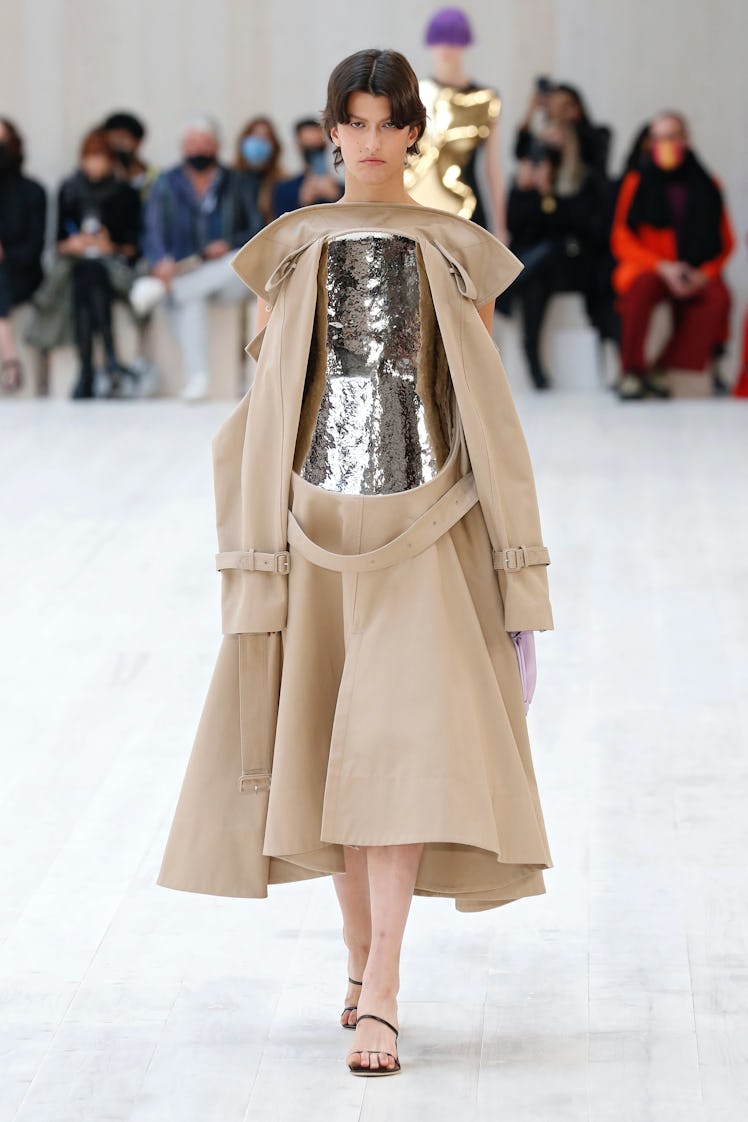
[180,372,209,402]
[130,275,167,317]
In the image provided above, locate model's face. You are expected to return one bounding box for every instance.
[330,92,418,186]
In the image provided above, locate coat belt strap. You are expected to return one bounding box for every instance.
[215,549,291,574]
[493,545,550,571]
[287,472,479,574]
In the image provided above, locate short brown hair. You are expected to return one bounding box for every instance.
[321,49,427,169]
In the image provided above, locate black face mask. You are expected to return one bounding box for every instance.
[302,145,327,165]
[185,153,216,172]
[113,148,135,168]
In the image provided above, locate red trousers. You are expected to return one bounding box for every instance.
[617,271,730,374]
[733,308,748,397]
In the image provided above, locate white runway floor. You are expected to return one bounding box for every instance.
[1,390,747,1121]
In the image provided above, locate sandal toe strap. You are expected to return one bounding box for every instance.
[355,1012,399,1038]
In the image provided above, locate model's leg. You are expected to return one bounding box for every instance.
[332,846,371,1027]
[347,842,424,1072]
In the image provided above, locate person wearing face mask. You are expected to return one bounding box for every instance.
[0,117,46,393]
[101,111,157,200]
[235,116,285,227]
[24,128,141,399]
[611,111,735,400]
[272,118,342,217]
[137,114,262,400]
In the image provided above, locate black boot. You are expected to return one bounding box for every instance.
[71,291,96,400]
[525,349,551,390]
[72,364,95,399]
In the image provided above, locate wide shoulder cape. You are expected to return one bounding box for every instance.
[231,200,523,310]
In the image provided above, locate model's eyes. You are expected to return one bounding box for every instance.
[347,121,400,129]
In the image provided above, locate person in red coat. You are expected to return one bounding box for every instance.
[611,111,735,400]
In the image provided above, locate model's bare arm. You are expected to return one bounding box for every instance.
[479,300,495,332]
[484,121,507,242]
[254,297,272,334]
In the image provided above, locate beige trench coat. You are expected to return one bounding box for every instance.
[157,202,554,912]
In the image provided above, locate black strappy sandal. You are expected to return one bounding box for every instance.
[341,976,362,1029]
[346,1012,401,1076]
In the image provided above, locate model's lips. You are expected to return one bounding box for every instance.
[361,158,385,164]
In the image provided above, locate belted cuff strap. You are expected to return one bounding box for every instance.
[216,549,291,575]
[493,545,550,572]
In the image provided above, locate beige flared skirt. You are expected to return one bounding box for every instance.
[262,435,553,912]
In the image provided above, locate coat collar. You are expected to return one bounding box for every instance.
[231,201,522,306]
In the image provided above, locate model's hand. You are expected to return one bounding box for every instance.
[510,631,537,714]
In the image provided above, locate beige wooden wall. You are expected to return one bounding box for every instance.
[2,0,747,364]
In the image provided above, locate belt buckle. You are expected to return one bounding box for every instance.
[504,547,524,572]
[275,551,291,574]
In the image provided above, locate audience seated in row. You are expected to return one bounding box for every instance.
[0,94,741,402]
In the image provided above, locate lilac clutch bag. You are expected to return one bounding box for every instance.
[510,631,537,714]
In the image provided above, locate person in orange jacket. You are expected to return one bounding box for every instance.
[611,111,735,399]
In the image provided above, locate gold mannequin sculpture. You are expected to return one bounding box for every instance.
[405,77,501,220]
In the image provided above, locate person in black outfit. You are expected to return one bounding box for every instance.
[0,118,47,392]
[57,128,141,399]
[515,81,611,184]
[272,119,342,217]
[498,139,607,388]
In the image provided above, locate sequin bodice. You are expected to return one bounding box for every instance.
[298,231,442,495]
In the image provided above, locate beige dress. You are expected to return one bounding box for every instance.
[156,202,554,913]
[258,230,552,910]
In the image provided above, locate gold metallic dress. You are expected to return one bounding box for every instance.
[405,77,501,224]
[298,231,452,495]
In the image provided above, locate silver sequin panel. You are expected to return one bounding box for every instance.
[299,231,440,495]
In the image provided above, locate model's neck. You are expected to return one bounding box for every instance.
[432,60,469,88]
[339,177,415,206]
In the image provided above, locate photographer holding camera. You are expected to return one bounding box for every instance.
[272,118,342,217]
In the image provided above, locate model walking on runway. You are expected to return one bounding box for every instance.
[158,48,554,1078]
